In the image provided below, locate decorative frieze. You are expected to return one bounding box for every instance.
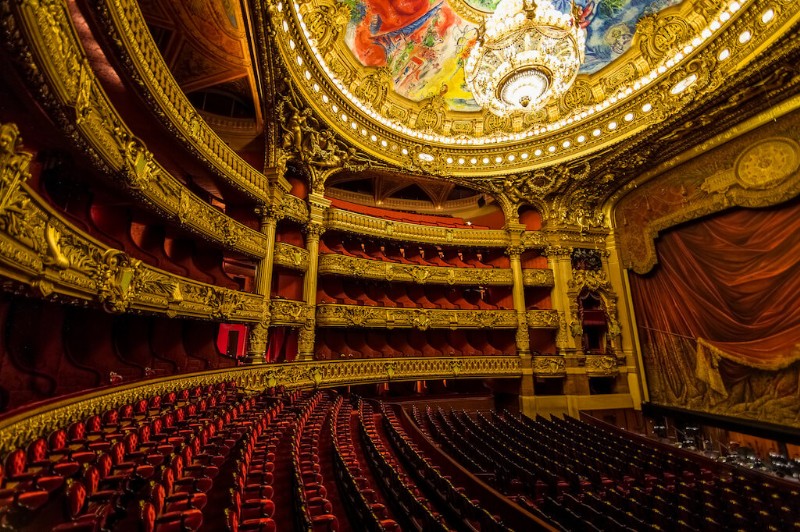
[326,208,510,247]
[585,355,623,377]
[274,243,309,271]
[532,355,567,377]
[525,310,561,329]
[269,299,310,326]
[315,304,520,329]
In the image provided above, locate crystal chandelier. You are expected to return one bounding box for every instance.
[465,0,586,117]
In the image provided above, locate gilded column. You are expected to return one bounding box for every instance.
[506,221,530,359]
[245,206,280,364]
[546,246,580,355]
[297,194,330,361]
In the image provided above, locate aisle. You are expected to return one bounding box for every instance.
[319,414,353,532]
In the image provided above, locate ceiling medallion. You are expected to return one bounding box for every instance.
[465,0,586,117]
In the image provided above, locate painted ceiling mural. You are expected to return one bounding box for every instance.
[340,0,683,111]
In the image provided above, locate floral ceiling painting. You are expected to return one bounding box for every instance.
[340,0,683,111]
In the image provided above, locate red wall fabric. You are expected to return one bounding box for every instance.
[630,199,800,397]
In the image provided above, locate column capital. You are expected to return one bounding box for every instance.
[303,221,326,239]
[506,244,525,258]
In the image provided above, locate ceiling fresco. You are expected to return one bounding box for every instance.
[341,0,683,111]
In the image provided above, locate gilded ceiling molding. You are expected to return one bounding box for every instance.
[614,112,800,274]
[325,208,512,247]
[273,242,309,271]
[0,123,263,322]
[1,0,267,259]
[266,0,800,177]
[0,355,521,455]
[90,0,275,199]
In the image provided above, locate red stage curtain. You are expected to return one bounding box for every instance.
[629,200,800,396]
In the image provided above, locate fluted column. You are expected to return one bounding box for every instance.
[297,193,330,361]
[505,221,530,359]
[245,207,280,364]
[546,246,580,355]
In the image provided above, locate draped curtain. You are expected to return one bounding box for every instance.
[629,200,800,397]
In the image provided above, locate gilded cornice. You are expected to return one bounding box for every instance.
[317,253,555,288]
[614,113,800,274]
[0,126,263,322]
[316,304,519,329]
[90,0,273,200]
[269,298,310,326]
[267,0,800,178]
[273,242,309,271]
[0,355,521,455]
[1,1,267,258]
[325,208,510,247]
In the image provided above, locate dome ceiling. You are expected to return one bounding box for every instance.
[267,0,799,177]
[341,0,680,112]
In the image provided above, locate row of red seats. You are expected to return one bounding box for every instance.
[330,398,399,531]
[356,399,449,531]
[0,382,239,530]
[317,278,507,310]
[380,404,509,532]
[315,328,511,360]
[290,392,339,531]
[328,199,486,229]
[320,238,507,269]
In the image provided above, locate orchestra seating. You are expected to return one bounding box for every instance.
[4,390,797,531]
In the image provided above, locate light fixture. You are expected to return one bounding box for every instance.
[465,0,586,117]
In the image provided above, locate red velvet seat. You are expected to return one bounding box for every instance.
[140,501,203,532]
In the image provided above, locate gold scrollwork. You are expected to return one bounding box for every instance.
[532,355,567,377]
[316,304,519,329]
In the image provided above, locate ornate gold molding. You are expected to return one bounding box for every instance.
[532,355,566,377]
[281,194,310,224]
[269,299,310,326]
[318,253,555,287]
[267,0,800,177]
[0,123,263,321]
[326,208,510,247]
[525,310,561,330]
[274,242,309,271]
[315,304,520,329]
[614,115,800,273]
[584,354,624,377]
[522,269,555,288]
[0,355,521,455]
[91,0,274,200]
[565,269,621,348]
[2,1,267,259]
